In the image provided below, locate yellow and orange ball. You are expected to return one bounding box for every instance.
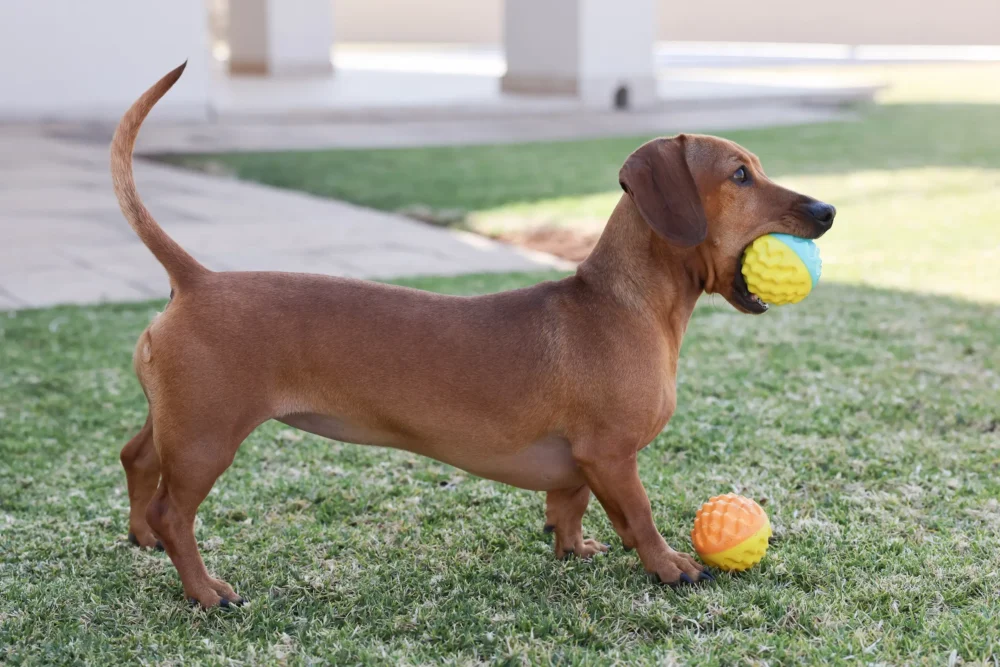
[691,493,771,572]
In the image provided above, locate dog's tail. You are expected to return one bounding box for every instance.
[110,62,208,290]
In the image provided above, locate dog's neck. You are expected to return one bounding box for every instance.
[577,194,706,342]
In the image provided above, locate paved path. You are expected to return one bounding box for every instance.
[0,129,566,311]
[124,104,852,154]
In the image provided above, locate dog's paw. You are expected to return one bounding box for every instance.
[127,531,162,550]
[556,537,610,560]
[644,550,708,586]
[186,578,245,609]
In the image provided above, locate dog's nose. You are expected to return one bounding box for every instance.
[805,201,836,229]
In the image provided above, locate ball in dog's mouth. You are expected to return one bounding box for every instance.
[739,234,822,308]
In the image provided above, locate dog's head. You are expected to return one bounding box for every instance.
[619,134,835,313]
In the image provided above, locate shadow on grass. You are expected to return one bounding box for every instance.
[159,103,1000,215]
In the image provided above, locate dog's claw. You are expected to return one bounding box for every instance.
[646,570,660,583]
[699,570,715,582]
[128,532,163,551]
[561,549,575,560]
[543,524,555,534]
[189,596,242,609]
[679,572,694,585]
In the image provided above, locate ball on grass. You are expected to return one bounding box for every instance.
[691,493,771,572]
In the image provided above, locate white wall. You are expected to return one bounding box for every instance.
[0,1,210,121]
[329,0,998,46]
[658,0,1000,45]
[334,0,502,44]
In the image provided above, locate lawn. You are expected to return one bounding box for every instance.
[3,275,1000,664]
[3,63,1000,664]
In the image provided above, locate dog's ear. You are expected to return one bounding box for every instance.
[619,136,707,247]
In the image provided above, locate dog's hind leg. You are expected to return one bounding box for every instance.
[120,414,162,549]
[544,485,609,559]
[144,408,256,608]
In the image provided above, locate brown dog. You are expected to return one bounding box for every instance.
[114,64,834,607]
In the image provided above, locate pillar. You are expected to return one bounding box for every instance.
[228,0,334,76]
[501,0,657,110]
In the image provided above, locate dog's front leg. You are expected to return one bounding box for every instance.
[574,448,706,585]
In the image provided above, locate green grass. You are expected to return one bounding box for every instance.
[164,63,1000,304]
[3,273,1000,664]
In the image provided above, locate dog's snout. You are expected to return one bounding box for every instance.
[804,201,836,229]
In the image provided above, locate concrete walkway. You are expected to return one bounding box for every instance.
[0,128,566,311]
[123,103,851,154]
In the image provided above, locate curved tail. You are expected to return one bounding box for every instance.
[110,62,208,289]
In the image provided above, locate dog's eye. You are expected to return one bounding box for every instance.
[732,166,750,184]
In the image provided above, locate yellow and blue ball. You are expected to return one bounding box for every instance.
[741,234,822,305]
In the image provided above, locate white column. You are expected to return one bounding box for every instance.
[228,0,334,76]
[502,0,656,110]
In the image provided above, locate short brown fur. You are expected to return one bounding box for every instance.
[113,66,834,606]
